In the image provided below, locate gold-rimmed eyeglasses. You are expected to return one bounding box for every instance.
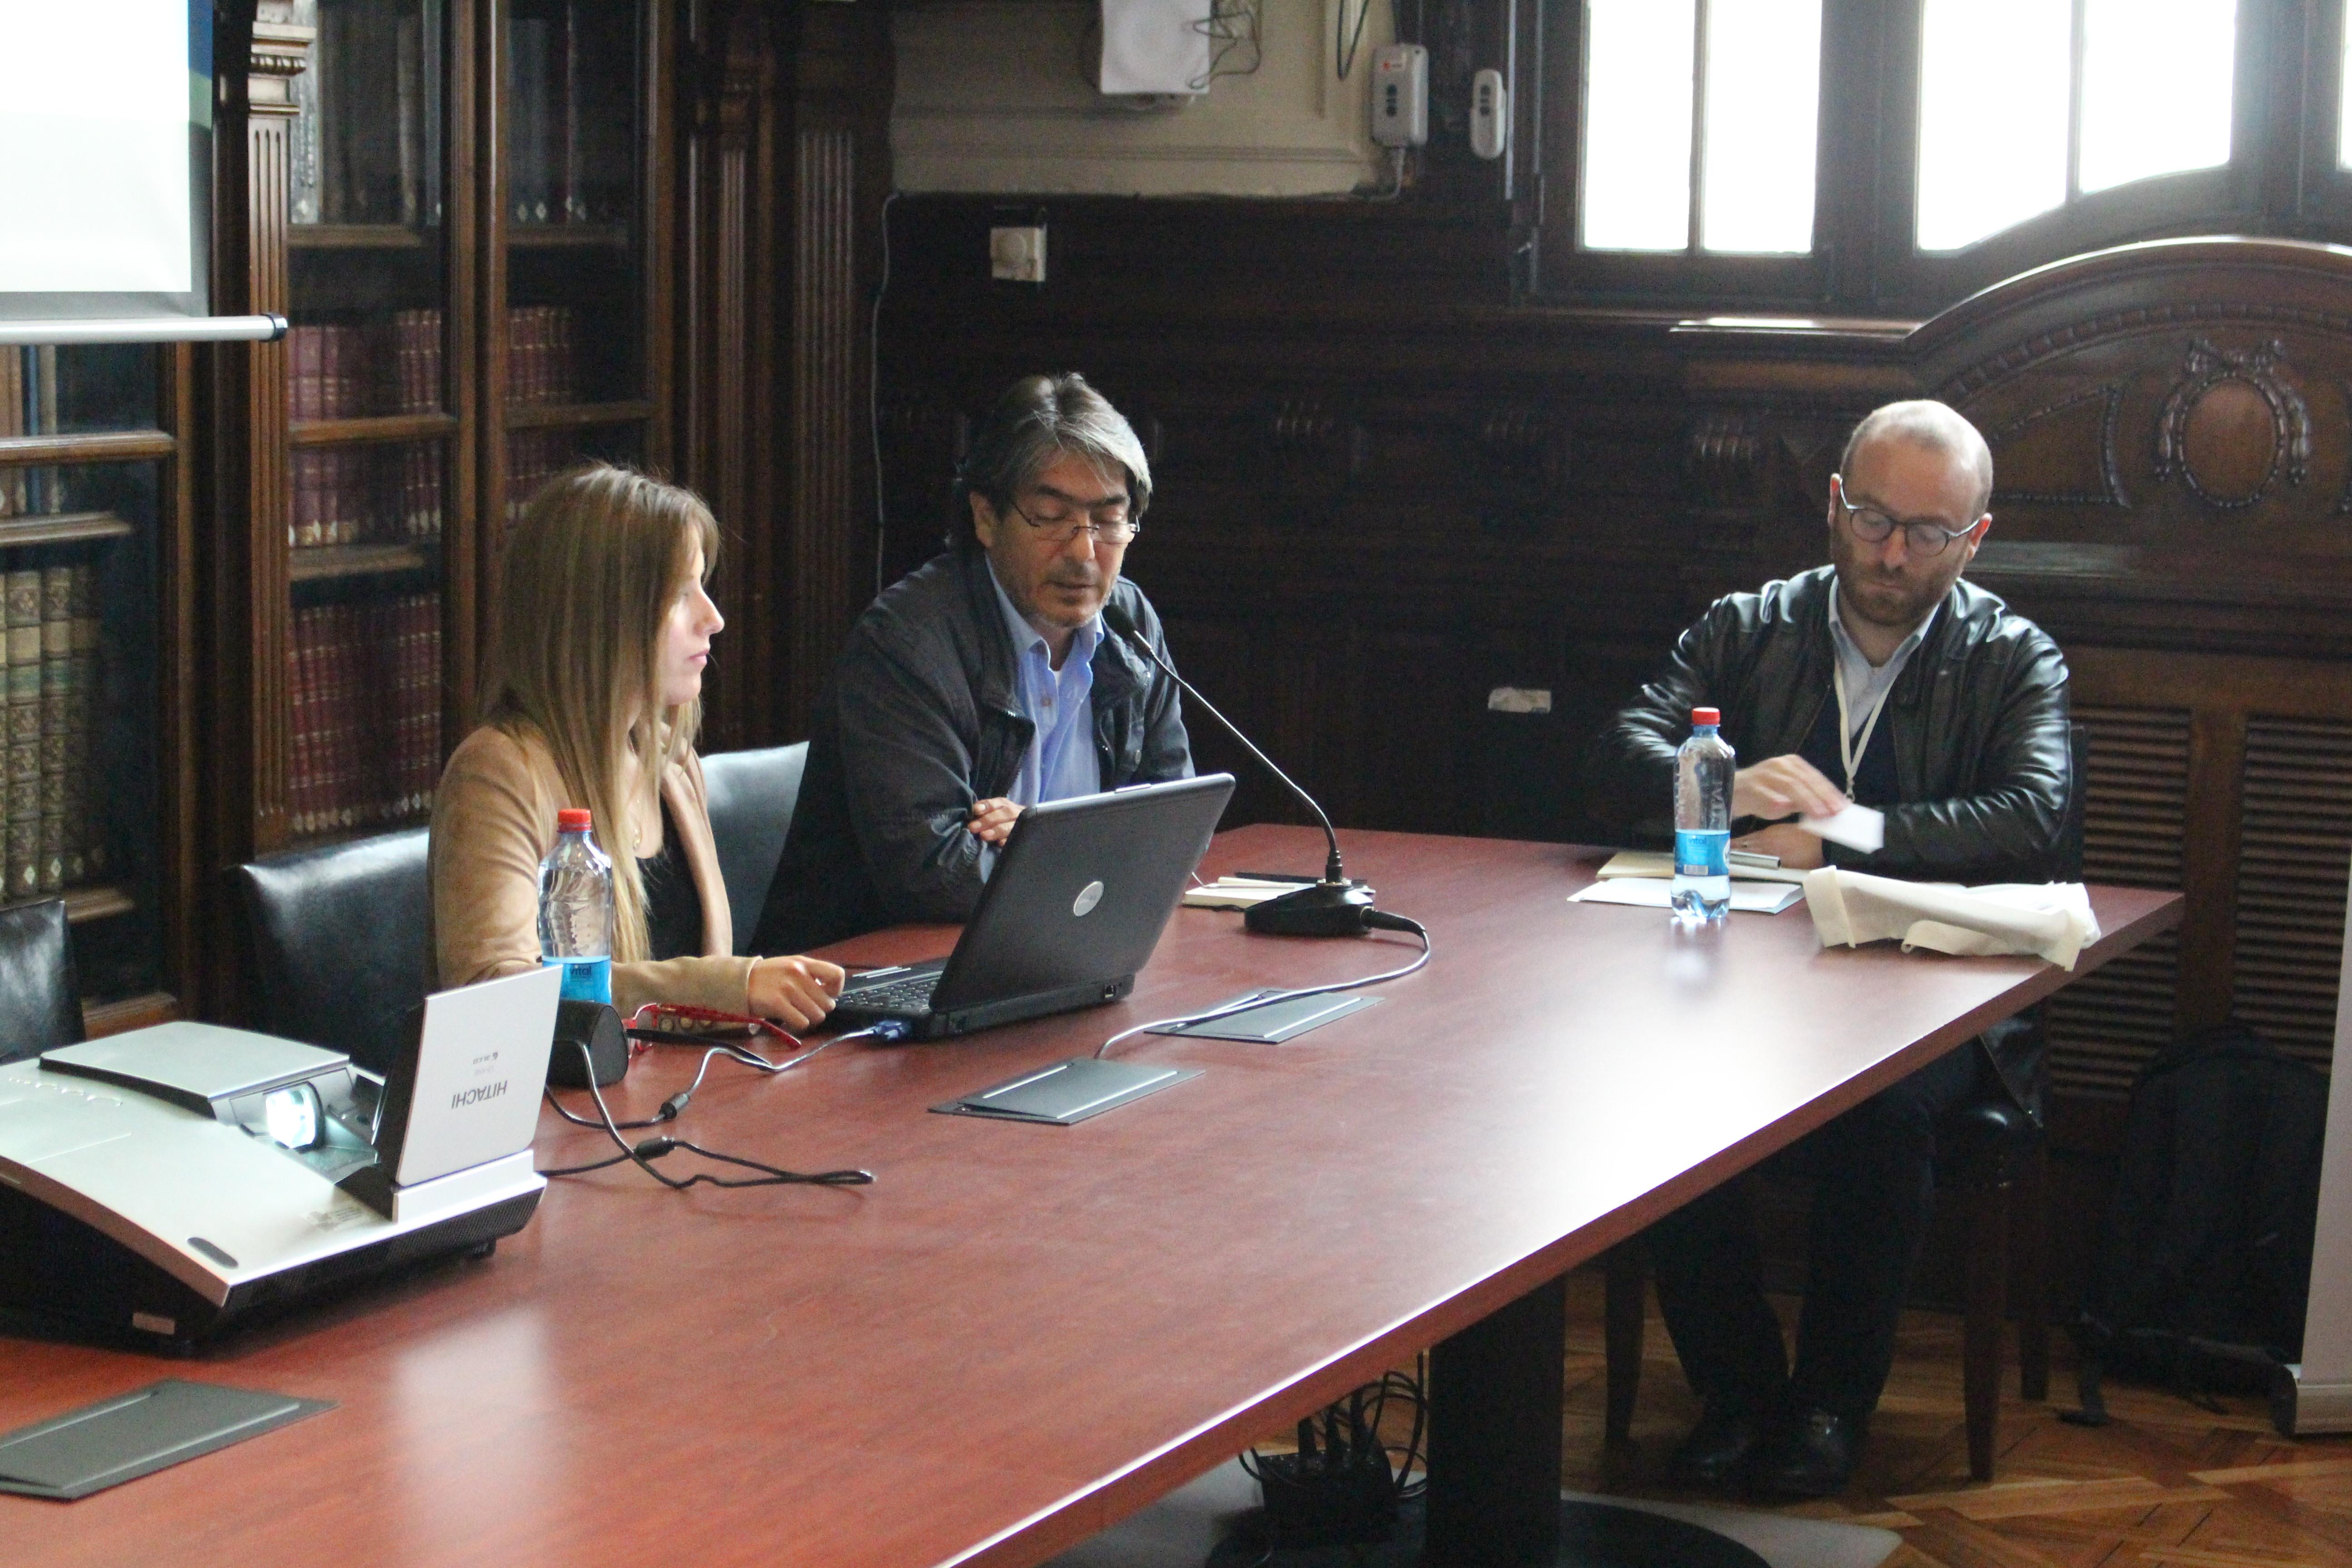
[1005,493,1140,545]
[1831,475,1980,559]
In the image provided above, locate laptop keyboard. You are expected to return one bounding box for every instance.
[845,973,939,1013]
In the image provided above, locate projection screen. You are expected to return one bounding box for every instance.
[0,0,278,343]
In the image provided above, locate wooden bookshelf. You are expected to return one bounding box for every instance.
[507,224,630,249]
[181,0,890,1021]
[0,511,137,550]
[0,341,198,1023]
[290,411,460,446]
[289,223,435,249]
[289,541,435,582]
[502,398,656,431]
[63,885,137,924]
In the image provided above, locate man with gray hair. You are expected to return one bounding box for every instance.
[754,372,1191,952]
[1584,399,2071,1497]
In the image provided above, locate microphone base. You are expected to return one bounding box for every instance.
[1245,879,1377,937]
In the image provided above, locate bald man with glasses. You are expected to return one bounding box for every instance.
[755,372,1192,953]
[1585,400,2071,1498]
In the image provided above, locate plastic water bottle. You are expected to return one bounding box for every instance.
[539,807,614,1003]
[1673,707,1735,925]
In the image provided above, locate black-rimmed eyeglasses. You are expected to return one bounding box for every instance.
[1831,475,1980,558]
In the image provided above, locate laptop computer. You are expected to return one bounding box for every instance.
[832,773,1236,1040]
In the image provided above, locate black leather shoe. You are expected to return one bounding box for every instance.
[1666,1401,1766,1490]
[1751,1405,1862,1498]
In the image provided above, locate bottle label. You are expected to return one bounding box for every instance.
[1675,829,1729,879]
[547,955,612,1005]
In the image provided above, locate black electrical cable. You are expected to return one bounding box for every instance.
[1093,911,1430,1059]
[536,1038,876,1189]
[540,1022,905,1137]
[1336,0,1375,78]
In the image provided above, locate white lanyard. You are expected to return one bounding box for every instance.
[1832,658,1894,798]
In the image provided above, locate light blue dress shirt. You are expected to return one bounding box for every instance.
[1827,581,1938,746]
[988,562,1104,808]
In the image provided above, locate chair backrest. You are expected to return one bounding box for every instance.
[700,743,807,956]
[234,826,430,1075]
[0,897,82,1063]
[2056,721,2088,883]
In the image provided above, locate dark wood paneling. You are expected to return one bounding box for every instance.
[878,214,2352,1141]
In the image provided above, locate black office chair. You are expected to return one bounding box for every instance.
[1603,724,2087,1483]
[0,896,84,1062]
[234,826,431,1077]
[700,742,807,956]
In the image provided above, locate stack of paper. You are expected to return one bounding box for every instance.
[1572,860,1804,916]
[1572,879,1803,915]
[1182,876,1306,910]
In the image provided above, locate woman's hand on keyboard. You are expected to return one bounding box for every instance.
[750,955,846,1030]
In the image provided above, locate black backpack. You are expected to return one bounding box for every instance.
[2070,1021,2327,1421]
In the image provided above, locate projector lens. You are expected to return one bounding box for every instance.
[262,1084,321,1150]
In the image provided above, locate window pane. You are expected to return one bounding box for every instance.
[2342,15,2352,166]
[1699,0,1821,254]
[2080,0,2235,193]
[1581,0,1695,252]
[1916,0,2068,252]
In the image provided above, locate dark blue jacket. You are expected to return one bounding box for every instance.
[754,547,1192,952]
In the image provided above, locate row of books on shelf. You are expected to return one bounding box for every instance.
[507,305,584,405]
[289,593,443,838]
[288,305,589,421]
[289,0,445,229]
[5,562,105,901]
[289,311,444,421]
[508,5,636,227]
[503,429,592,524]
[2,348,63,518]
[293,444,445,549]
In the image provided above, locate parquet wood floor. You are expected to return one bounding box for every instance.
[1555,1269,2352,1568]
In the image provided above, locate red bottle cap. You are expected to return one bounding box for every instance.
[1692,707,1721,725]
[556,808,593,831]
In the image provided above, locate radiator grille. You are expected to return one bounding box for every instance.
[2045,706,2190,1097]
[2231,718,2352,1074]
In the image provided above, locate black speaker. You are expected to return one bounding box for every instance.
[546,1000,628,1088]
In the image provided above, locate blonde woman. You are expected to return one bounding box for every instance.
[428,464,841,1027]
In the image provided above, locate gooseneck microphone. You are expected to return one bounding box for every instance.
[1102,601,1377,937]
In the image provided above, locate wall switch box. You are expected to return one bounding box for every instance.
[1371,45,1427,148]
[989,225,1046,284]
[1470,68,1508,160]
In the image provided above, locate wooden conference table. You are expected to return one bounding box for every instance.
[0,826,2178,1568]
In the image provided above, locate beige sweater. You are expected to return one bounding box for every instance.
[427,724,758,1016]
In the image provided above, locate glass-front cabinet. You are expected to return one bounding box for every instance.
[0,344,191,1026]
[274,0,665,849]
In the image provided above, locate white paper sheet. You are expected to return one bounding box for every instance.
[1800,803,1886,853]
[1571,879,1804,915]
[1099,0,1216,95]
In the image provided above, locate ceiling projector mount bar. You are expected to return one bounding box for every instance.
[0,315,287,347]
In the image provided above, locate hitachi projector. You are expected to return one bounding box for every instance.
[0,970,558,1348]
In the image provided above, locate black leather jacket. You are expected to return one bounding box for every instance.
[753,546,1192,953]
[1585,564,2072,1113]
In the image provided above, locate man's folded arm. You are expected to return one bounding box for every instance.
[1838,640,2071,882]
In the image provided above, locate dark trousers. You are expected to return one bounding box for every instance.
[1647,1043,1987,1426]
